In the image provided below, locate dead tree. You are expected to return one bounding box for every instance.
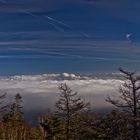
[106,67,140,140]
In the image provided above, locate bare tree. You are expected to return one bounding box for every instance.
[106,67,140,140]
[55,83,89,140]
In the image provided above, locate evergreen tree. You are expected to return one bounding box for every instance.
[4,93,23,122]
[56,83,89,140]
[2,93,28,140]
[97,110,130,140]
[0,93,8,118]
[40,115,64,140]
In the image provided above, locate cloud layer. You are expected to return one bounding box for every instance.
[0,73,123,113]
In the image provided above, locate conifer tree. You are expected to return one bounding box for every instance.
[40,115,64,140]
[0,93,8,118]
[4,93,23,122]
[56,83,89,140]
[2,93,28,140]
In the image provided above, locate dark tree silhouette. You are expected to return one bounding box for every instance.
[0,93,8,118]
[40,115,64,140]
[5,93,23,122]
[98,110,130,139]
[106,67,140,140]
[56,83,89,140]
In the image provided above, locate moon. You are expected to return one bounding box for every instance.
[126,34,131,39]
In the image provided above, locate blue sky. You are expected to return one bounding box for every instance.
[0,0,139,75]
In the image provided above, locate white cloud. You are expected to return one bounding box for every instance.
[62,73,70,77]
[0,73,123,112]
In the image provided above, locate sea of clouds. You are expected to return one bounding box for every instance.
[0,72,124,116]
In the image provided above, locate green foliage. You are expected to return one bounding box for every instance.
[40,115,64,140]
[3,93,23,122]
[29,127,43,140]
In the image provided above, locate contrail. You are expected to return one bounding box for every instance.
[20,10,65,33]
[45,16,72,29]
[0,0,65,34]
[31,48,83,59]
[45,21,65,33]
[45,15,90,38]
[80,31,90,38]
[0,0,90,38]
[21,10,38,18]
